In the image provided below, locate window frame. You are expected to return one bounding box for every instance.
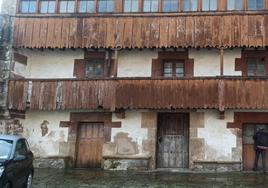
[182,0,198,12]
[40,0,57,14]
[98,0,115,13]
[227,0,243,11]
[247,0,265,10]
[20,0,37,13]
[151,51,194,78]
[143,0,159,12]
[123,0,140,13]
[59,0,76,13]
[163,60,185,78]
[78,0,96,13]
[201,0,218,11]
[85,59,105,78]
[162,0,179,12]
[235,50,268,77]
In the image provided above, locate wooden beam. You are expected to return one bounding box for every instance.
[220,47,224,76]
[113,49,119,78]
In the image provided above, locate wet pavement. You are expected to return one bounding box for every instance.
[32,169,268,188]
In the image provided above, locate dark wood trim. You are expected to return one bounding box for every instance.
[152,50,194,78]
[68,112,121,163]
[235,49,268,76]
[227,112,268,129]
[14,53,28,65]
[220,48,224,76]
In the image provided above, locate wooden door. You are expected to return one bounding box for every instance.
[157,113,189,168]
[243,124,268,170]
[76,122,104,168]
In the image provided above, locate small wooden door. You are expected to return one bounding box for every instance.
[157,113,189,168]
[76,122,104,168]
[243,124,268,170]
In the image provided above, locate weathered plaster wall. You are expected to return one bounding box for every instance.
[19,111,70,158]
[223,49,242,76]
[117,50,157,77]
[190,49,242,76]
[17,49,84,78]
[189,110,242,171]
[190,49,220,76]
[103,111,157,170]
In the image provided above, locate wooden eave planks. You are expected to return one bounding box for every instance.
[13,14,268,49]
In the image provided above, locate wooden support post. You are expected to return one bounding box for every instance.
[220,47,224,76]
[113,49,119,78]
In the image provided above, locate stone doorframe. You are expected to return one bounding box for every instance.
[60,112,121,167]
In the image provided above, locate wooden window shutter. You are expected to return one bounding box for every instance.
[184,59,194,78]
[152,59,163,78]
[73,59,85,78]
[235,58,246,76]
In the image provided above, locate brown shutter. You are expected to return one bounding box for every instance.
[185,59,194,78]
[152,59,163,78]
[235,58,246,76]
[73,59,85,78]
[14,53,27,65]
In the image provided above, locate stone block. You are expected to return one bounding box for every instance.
[190,112,205,128]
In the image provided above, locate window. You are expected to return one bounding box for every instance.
[143,0,158,12]
[59,0,75,13]
[227,0,243,10]
[182,0,198,11]
[124,0,139,12]
[20,0,37,13]
[163,61,184,77]
[162,0,178,12]
[202,0,217,11]
[247,58,265,76]
[79,0,95,13]
[85,60,104,78]
[40,0,56,13]
[15,140,29,156]
[98,0,114,12]
[248,0,264,10]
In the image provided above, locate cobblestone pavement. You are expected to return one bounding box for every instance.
[32,169,268,188]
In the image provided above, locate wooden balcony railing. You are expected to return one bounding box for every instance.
[13,13,268,49]
[8,77,268,111]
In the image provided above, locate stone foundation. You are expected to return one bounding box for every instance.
[34,157,73,169]
[103,157,149,170]
[193,161,242,172]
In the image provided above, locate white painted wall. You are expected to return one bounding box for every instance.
[20,111,70,158]
[190,49,242,76]
[117,50,157,77]
[17,48,243,78]
[111,111,148,155]
[197,110,237,161]
[17,49,84,78]
[190,49,220,76]
[13,62,27,77]
[223,49,242,76]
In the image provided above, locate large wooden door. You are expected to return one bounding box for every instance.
[76,122,104,168]
[243,124,268,170]
[157,113,189,168]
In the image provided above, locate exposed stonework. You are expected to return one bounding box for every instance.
[189,112,205,168]
[141,112,157,170]
[114,132,139,155]
[103,158,149,170]
[34,157,72,169]
[193,161,241,172]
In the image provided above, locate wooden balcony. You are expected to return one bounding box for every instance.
[13,13,268,49]
[8,77,268,111]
